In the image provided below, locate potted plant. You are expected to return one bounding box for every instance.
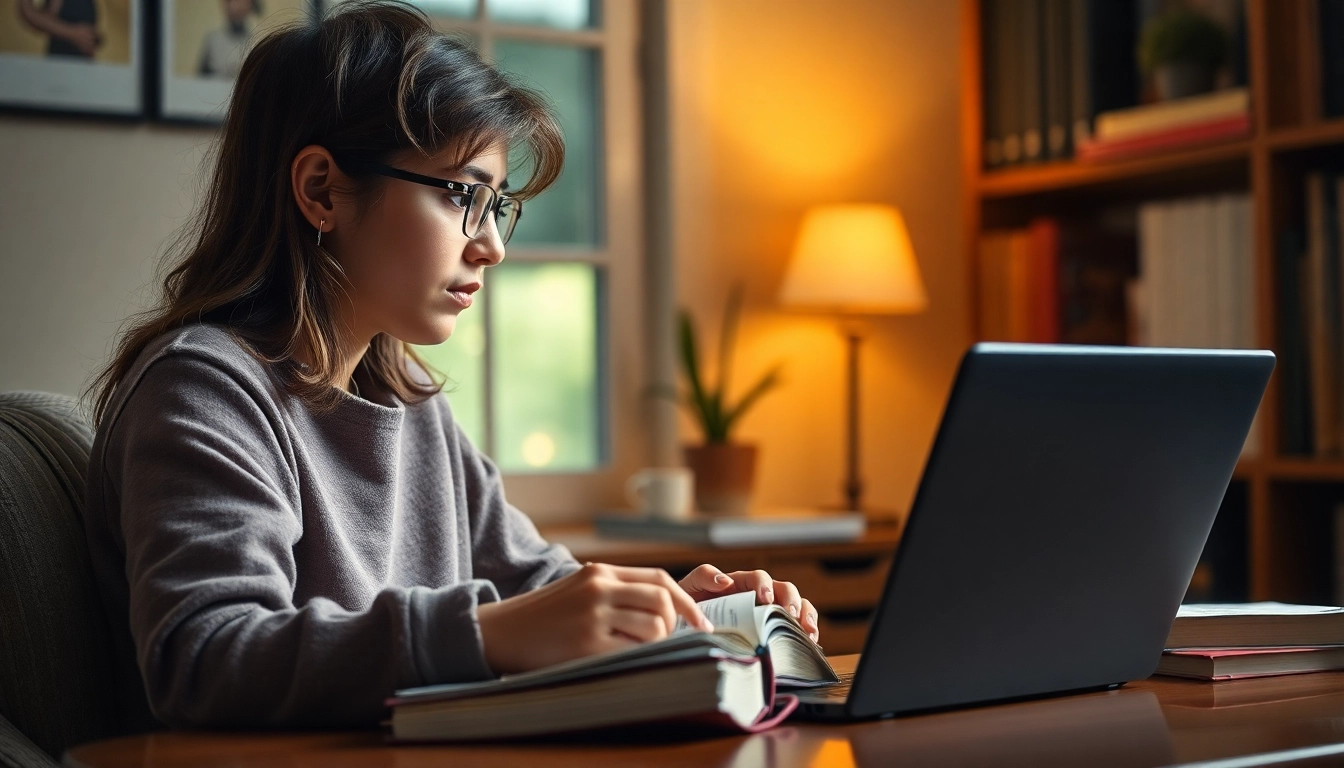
[677,284,783,516]
[1138,6,1226,100]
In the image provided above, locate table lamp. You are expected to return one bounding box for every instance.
[779,204,928,514]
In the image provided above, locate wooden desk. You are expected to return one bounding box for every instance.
[66,657,1344,768]
[542,524,904,654]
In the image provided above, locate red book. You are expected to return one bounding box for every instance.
[1028,218,1061,343]
[1076,113,1251,162]
[1156,646,1344,681]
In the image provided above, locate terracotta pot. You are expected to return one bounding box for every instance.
[683,443,758,516]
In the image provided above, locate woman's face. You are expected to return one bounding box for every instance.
[331,141,508,347]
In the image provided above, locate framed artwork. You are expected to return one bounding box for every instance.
[155,0,312,123]
[0,0,145,117]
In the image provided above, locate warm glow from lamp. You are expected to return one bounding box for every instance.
[779,204,928,315]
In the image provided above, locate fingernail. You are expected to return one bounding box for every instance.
[788,605,799,618]
[810,632,818,642]
[761,589,773,604]
[714,574,730,585]
[808,612,817,627]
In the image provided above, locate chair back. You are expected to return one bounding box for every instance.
[0,392,144,763]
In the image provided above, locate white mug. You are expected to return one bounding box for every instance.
[625,467,694,520]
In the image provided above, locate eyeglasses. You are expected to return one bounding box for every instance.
[335,158,522,246]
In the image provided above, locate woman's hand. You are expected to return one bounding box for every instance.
[679,564,820,643]
[477,562,713,675]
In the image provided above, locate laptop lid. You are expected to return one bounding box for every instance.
[846,343,1274,718]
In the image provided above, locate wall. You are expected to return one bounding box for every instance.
[0,115,214,403]
[667,1,968,520]
[0,0,967,522]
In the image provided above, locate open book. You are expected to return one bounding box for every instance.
[385,591,836,741]
[674,589,839,687]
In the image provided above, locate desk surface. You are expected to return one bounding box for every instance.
[64,656,1344,768]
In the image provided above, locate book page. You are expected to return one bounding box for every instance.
[1178,602,1344,617]
[674,591,760,647]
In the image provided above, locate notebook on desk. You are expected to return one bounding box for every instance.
[791,343,1274,719]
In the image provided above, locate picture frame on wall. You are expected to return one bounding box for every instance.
[155,0,313,123]
[0,0,145,117]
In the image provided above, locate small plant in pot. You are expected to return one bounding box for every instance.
[678,283,783,516]
[1138,6,1226,100]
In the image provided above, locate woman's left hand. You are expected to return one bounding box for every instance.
[678,564,819,643]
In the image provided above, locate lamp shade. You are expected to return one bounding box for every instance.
[778,204,929,314]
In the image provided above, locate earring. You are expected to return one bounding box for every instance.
[316,218,325,248]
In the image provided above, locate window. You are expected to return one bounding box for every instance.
[396,0,646,519]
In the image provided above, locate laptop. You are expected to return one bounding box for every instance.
[795,342,1275,719]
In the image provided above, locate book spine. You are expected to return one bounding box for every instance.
[1001,0,1023,165]
[1138,202,1163,347]
[1279,228,1309,455]
[1043,0,1071,159]
[1075,113,1250,162]
[1068,0,1091,148]
[978,232,1011,340]
[1008,230,1035,340]
[1021,0,1045,163]
[1336,175,1344,454]
[1029,217,1061,342]
[1305,172,1340,456]
[982,0,1002,167]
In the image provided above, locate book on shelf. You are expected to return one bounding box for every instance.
[1092,88,1249,142]
[1166,603,1344,650]
[1278,170,1344,459]
[1075,111,1250,162]
[384,591,837,741]
[1132,193,1260,456]
[981,0,1247,168]
[976,218,1060,343]
[594,509,866,547]
[1156,646,1344,681]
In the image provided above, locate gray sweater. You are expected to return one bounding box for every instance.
[83,323,581,728]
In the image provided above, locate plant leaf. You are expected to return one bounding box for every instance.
[678,310,714,440]
[717,282,744,409]
[721,363,784,438]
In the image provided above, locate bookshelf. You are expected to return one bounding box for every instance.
[961,0,1344,603]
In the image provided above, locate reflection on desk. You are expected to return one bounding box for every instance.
[65,658,1344,768]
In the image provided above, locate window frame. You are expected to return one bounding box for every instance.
[426,0,651,524]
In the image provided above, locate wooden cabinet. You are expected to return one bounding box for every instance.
[541,524,902,654]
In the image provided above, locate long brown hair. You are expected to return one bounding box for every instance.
[86,0,564,426]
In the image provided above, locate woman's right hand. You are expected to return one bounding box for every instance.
[476,562,714,675]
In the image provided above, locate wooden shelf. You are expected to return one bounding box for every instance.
[1265,118,1344,152]
[1263,459,1344,481]
[978,138,1252,201]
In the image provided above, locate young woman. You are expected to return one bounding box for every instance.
[82,0,819,729]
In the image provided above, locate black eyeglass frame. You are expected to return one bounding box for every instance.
[334,158,522,245]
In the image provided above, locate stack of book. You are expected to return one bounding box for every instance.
[1157,603,1344,681]
[1278,171,1344,458]
[1076,88,1251,162]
